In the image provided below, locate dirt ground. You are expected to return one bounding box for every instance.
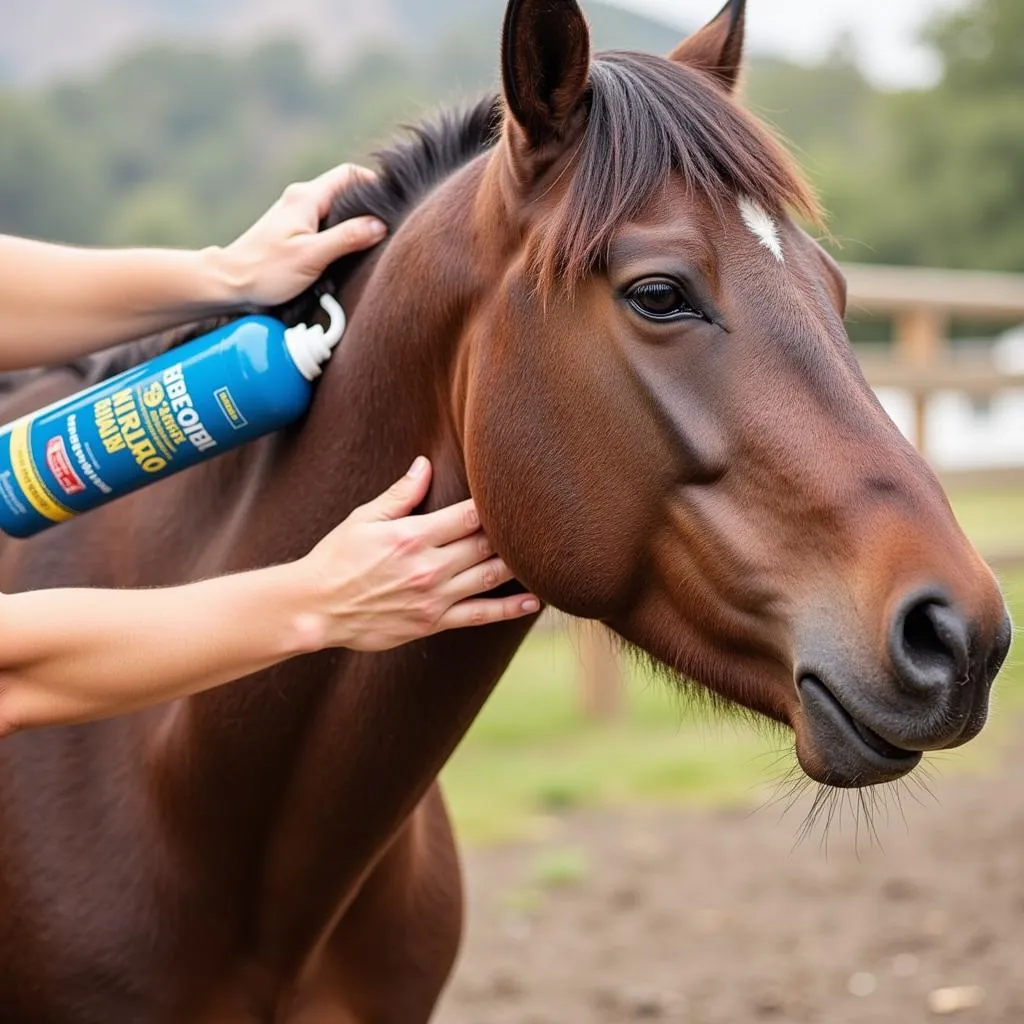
[438,733,1024,1023]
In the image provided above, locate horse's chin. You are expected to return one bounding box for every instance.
[793,676,923,788]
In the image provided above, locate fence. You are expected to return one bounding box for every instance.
[574,263,1024,718]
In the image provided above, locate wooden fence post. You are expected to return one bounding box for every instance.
[894,307,948,456]
[576,621,623,720]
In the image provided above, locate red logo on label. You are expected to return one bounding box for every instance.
[45,436,86,496]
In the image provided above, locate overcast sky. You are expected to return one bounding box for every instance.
[609,0,968,88]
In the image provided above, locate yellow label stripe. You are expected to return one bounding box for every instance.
[9,421,75,524]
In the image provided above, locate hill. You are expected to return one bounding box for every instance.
[0,0,687,87]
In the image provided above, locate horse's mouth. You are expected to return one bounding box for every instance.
[797,675,922,787]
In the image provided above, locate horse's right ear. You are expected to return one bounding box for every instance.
[669,0,746,93]
[501,0,591,160]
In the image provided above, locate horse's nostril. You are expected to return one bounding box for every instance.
[891,596,970,694]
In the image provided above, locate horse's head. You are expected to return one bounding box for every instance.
[462,0,1012,788]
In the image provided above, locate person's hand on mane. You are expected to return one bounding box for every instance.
[0,163,388,366]
[0,164,539,737]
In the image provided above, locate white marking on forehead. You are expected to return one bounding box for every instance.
[738,197,784,263]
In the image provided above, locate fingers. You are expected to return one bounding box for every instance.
[354,458,432,523]
[432,531,495,580]
[306,162,378,218]
[443,555,516,605]
[435,594,542,634]
[313,215,388,264]
[286,161,388,269]
[417,499,485,548]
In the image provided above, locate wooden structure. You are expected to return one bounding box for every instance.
[846,263,1024,468]
[575,264,1024,718]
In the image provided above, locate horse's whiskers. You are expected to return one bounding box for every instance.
[774,768,933,858]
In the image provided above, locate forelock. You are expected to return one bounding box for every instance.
[533,50,821,289]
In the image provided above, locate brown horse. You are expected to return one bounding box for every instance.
[0,0,1011,1020]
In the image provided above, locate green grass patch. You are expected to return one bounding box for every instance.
[442,493,1024,845]
[532,847,590,889]
[948,487,1024,554]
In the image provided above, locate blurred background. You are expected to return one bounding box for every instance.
[1,0,1021,1019]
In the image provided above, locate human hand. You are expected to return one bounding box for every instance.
[217,163,387,308]
[298,458,541,652]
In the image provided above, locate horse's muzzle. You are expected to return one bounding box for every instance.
[793,594,1012,788]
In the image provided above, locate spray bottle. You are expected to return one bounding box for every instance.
[0,294,346,539]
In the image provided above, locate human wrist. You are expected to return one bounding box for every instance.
[259,559,342,656]
[196,244,251,312]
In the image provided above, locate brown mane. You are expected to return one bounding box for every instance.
[324,98,503,274]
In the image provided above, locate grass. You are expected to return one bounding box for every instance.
[947,487,1024,553]
[441,491,1024,845]
[531,847,590,889]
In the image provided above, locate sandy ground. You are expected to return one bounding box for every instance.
[438,734,1024,1023]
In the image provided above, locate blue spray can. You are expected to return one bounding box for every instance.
[0,294,346,539]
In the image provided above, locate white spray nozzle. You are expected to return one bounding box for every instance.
[284,293,348,381]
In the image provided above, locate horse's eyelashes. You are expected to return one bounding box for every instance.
[633,282,683,314]
[625,279,703,324]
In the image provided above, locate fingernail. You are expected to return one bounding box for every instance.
[522,598,541,614]
[408,456,428,479]
[367,218,388,239]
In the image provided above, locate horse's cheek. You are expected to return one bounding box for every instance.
[463,371,648,620]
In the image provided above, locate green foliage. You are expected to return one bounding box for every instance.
[861,0,1024,271]
[744,0,1023,271]
[0,94,106,243]
[103,182,205,248]
[926,0,1024,97]
[0,0,1019,274]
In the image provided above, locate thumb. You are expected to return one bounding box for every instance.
[358,458,433,523]
[314,216,388,265]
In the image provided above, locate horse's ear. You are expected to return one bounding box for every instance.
[669,0,746,93]
[501,0,591,153]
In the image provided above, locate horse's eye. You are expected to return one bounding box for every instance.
[626,279,702,322]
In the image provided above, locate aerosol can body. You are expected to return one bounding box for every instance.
[0,294,345,539]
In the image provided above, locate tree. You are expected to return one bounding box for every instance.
[837,0,1024,271]
[0,96,106,243]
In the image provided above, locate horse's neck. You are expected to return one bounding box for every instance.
[157,160,528,860]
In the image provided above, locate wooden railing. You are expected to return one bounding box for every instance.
[846,263,1024,472]
[573,264,1024,718]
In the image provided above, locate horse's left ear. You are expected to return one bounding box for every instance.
[669,0,746,93]
[501,0,591,156]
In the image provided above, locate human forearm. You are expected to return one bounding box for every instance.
[0,235,243,370]
[0,563,324,732]
[0,460,539,736]
[0,164,387,372]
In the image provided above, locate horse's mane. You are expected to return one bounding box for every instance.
[316,96,503,296]
[51,48,816,386]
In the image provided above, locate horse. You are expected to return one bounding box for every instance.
[0,0,1011,1020]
